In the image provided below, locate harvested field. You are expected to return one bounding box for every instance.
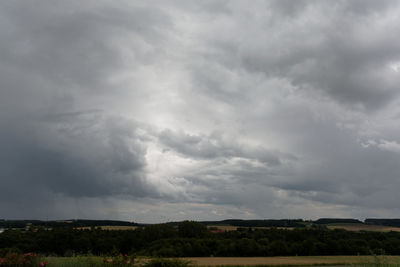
[183,256,400,266]
[207,225,239,231]
[327,223,400,232]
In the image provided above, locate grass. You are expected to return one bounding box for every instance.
[180,256,400,266]
[46,256,104,266]
[43,256,400,267]
[46,257,192,267]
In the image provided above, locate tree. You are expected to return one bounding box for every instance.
[178,221,207,238]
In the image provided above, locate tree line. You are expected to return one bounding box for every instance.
[1,221,400,257]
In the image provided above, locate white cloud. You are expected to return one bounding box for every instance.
[377,139,400,153]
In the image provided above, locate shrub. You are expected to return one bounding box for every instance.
[142,258,193,267]
[0,252,48,266]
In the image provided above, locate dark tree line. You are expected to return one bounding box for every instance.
[1,221,400,257]
[314,218,363,224]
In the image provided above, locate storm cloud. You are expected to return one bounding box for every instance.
[1,0,400,222]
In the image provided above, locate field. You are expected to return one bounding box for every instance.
[326,223,400,232]
[208,224,400,233]
[207,225,239,231]
[184,256,400,266]
[44,256,400,266]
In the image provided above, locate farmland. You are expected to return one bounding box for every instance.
[207,225,239,231]
[74,223,400,233]
[206,221,400,233]
[326,223,400,232]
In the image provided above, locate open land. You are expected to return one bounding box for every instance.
[207,224,400,233]
[183,256,400,266]
[327,223,400,232]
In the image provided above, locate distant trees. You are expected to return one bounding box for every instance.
[1,225,400,257]
[314,218,363,224]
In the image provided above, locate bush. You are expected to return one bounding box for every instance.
[142,258,193,267]
[0,252,48,266]
[0,248,22,258]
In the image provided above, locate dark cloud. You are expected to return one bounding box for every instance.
[0,114,152,202]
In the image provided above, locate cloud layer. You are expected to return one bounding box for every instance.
[1,0,400,222]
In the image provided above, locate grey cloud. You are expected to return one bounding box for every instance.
[197,0,400,110]
[0,0,175,218]
[269,120,400,209]
[158,129,290,166]
[269,0,310,17]
[343,0,397,15]
[2,0,400,221]
[160,94,400,213]
[0,1,171,92]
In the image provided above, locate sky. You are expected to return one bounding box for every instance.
[1,0,400,223]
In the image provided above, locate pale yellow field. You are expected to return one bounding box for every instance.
[327,224,400,232]
[76,225,138,230]
[207,225,239,231]
[183,256,400,266]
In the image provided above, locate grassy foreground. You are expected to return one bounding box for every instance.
[44,255,400,266]
[181,256,400,266]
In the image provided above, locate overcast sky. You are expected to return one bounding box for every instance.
[1,0,400,223]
